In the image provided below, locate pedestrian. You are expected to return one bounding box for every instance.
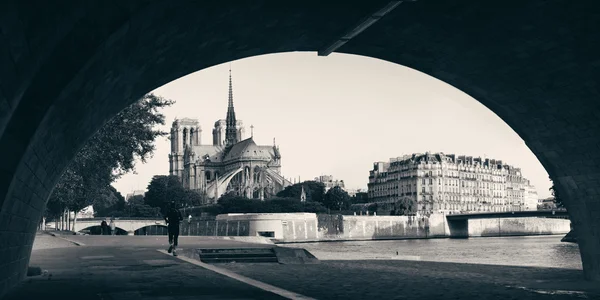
[109,218,116,236]
[164,201,183,256]
[100,220,108,235]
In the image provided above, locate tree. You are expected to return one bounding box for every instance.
[277,181,326,203]
[92,186,126,217]
[390,197,417,216]
[549,181,564,209]
[128,194,145,206]
[210,193,329,214]
[322,186,351,211]
[144,175,202,212]
[46,93,173,227]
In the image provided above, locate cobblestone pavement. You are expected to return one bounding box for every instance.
[219,260,600,300]
[7,246,286,300]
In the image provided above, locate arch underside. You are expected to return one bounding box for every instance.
[1,1,600,297]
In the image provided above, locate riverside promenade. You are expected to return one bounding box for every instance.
[5,232,600,299]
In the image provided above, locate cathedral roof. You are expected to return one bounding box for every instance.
[223,137,274,162]
[190,145,225,163]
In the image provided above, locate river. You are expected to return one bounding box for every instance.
[286,235,582,269]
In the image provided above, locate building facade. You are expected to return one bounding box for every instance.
[168,69,292,202]
[524,181,539,210]
[125,190,145,201]
[314,175,345,192]
[367,152,537,215]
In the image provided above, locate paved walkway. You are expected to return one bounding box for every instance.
[6,233,600,299]
[32,232,78,251]
[219,260,600,299]
[7,235,284,300]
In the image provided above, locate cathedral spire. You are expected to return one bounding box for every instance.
[225,66,238,146]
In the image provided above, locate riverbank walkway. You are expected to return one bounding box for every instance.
[4,232,600,299]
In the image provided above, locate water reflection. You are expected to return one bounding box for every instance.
[289,235,582,269]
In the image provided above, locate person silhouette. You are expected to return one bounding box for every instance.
[109,218,116,236]
[164,201,183,256]
[100,220,108,235]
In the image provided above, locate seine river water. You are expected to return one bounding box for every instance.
[289,235,582,269]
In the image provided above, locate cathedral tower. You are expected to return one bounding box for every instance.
[169,118,200,177]
[225,68,239,146]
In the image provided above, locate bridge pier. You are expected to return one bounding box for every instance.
[562,194,600,282]
[447,219,468,238]
[445,212,572,239]
[127,231,134,236]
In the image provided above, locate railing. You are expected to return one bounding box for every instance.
[77,217,164,221]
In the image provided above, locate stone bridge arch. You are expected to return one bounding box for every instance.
[72,219,166,235]
[134,224,169,236]
[78,225,128,236]
[1,1,600,296]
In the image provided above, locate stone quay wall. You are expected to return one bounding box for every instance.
[179,220,251,237]
[466,217,571,237]
[174,213,570,242]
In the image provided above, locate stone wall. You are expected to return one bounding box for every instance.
[310,214,570,241]
[121,214,570,242]
[179,220,251,237]
[216,213,318,240]
[316,214,344,239]
[281,218,319,241]
[339,215,428,240]
[467,218,571,237]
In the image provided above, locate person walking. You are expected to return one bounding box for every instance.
[164,201,183,256]
[100,220,108,235]
[109,218,116,236]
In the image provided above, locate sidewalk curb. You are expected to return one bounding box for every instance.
[44,231,86,246]
[158,249,315,300]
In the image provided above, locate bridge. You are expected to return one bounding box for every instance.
[444,210,571,238]
[446,210,569,221]
[74,218,166,235]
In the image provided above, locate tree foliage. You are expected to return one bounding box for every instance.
[46,93,173,218]
[276,181,326,203]
[549,182,564,209]
[390,197,417,216]
[94,192,160,218]
[144,175,205,213]
[322,186,351,211]
[205,194,328,215]
[92,186,126,217]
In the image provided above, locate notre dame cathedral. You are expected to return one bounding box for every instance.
[168,69,292,202]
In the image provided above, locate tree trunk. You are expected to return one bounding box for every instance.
[64,209,69,231]
[71,210,78,232]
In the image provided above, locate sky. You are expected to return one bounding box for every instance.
[112,52,552,198]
